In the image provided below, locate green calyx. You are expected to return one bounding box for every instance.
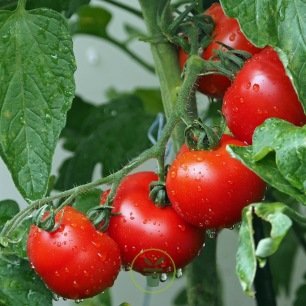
[87,205,114,232]
[184,116,225,150]
[149,180,170,207]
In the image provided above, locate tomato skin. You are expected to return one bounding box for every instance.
[222,47,306,144]
[166,135,266,229]
[27,206,121,299]
[179,3,261,98]
[104,172,205,274]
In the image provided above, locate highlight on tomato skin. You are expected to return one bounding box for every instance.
[27,206,121,300]
[101,171,205,274]
[222,46,306,144]
[179,3,262,98]
[165,135,266,229]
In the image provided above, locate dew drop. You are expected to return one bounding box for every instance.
[239,97,245,104]
[75,299,84,304]
[54,270,60,277]
[52,293,60,301]
[178,224,186,232]
[175,268,183,279]
[83,270,89,276]
[72,280,78,288]
[252,83,260,92]
[170,171,176,178]
[232,106,239,113]
[229,33,236,41]
[124,264,132,271]
[207,229,217,239]
[246,81,251,89]
[228,224,236,230]
[160,273,168,282]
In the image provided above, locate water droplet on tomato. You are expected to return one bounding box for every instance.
[228,224,236,230]
[246,81,251,89]
[178,224,186,231]
[52,293,60,301]
[176,268,183,278]
[75,299,84,304]
[229,33,236,41]
[273,105,279,112]
[197,185,202,192]
[170,171,176,178]
[232,106,239,113]
[252,83,260,92]
[72,280,78,288]
[207,229,217,239]
[124,264,132,271]
[54,270,60,277]
[239,97,245,104]
[160,273,168,282]
[176,246,181,253]
[257,108,263,114]
[170,190,176,196]
[83,270,89,276]
[196,156,203,162]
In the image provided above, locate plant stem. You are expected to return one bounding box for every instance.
[253,217,277,306]
[138,0,185,150]
[98,0,143,18]
[16,0,26,11]
[187,235,222,306]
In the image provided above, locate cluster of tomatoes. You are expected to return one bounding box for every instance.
[26,3,305,302]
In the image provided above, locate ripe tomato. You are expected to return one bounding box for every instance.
[103,172,205,274]
[27,206,121,299]
[166,135,266,229]
[222,47,306,144]
[179,3,261,98]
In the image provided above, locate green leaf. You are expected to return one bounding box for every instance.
[270,229,298,295]
[72,189,101,215]
[236,202,295,296]
[173,288,188,306]
[0,6,76,200]
[294,273,306,306]
[55,95,155,190]
[79,290,112,306]
[0,0,90,14]
[133,88,164,114]
[0,256,52,306]
[70,5,112,38]
[227,119,306,204]
[0,200,19,230]
[220,0,306,111]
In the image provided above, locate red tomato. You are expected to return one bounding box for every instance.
[27,206,121,299]
[103,172,205,274]
[166,135,266,229]
[179,3,261,98]
[222,47,306,144]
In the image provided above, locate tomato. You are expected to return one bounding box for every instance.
[166,135,266,229]
[103,172,205,274]
[222,47,306,144]
[179,3,261,98]
[27,206,121,299]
